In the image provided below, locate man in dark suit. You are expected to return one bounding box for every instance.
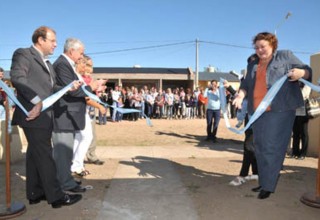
[10,26,82,208]
[52,38,97,192]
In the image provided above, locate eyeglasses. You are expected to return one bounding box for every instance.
[254,44,269,51]
[43,37,57,43]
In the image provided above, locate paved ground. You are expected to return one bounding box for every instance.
[0,118,319,219]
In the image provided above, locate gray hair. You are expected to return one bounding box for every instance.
[63,38,84,52]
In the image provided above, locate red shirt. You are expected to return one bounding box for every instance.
[253,64,271,111]
[198,93,208,105]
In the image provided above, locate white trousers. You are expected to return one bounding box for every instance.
[71,113,93,173]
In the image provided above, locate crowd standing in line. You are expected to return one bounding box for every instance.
[91,83,241,125]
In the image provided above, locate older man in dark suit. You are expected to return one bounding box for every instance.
[10,26,82,208]
[52,38,97,192]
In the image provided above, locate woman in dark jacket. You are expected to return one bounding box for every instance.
[233,32,312,199]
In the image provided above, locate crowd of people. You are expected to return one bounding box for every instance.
[0,26,313,211]
[95,85,215,123]
[93,82,243,127]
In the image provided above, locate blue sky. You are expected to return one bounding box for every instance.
[1,0,319,74]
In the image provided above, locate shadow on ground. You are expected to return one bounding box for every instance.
[1,154,319,219]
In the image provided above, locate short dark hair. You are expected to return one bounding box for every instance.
[253,32,278,52]
[0,67,4,72]
[31,26,56,44]
[211,80,217,84]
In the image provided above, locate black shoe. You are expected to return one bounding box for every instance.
[297,156,305,160]
[75,179,82,185]
[51,194,82,208]
[29,195,46,205]
[258,190,271,199]
[252,186,262,192]
[205,137,211,141]
[68,185,86,193]
[212,138,218,143]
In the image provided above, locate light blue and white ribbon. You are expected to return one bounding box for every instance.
[0,80,28,115]
[81,85,153,126]
[220,75,293,134]
[3,75,320,132]
[299,78,320,93]
[0,81,17,133]
[1,80,152,126]
[220,75,320,135]
[0,80,74,115]
[42,82,74,111]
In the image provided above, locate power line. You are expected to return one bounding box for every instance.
[200,40,252,49]
[0,39,314,61]
[201,40,313,55]
[86,41,194,55]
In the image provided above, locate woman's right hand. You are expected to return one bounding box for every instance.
[232,89,246,109]
[232,96,243,109]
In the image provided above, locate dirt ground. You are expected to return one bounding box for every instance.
[0,117,319,219]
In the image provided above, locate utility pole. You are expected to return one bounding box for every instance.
[195,38,199,89]
[275,12,292,35]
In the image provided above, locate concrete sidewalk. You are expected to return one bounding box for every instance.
[98,157,198,219]
[93,145,320,220]
[3,143,318,220]
[95,146,239,220]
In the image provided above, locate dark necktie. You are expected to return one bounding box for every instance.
[45,60,54,86]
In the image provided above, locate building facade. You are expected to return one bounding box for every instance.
[92,67,240,90]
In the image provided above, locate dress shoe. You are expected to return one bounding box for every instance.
[29,195,46,205]
[258,190,271,199]
[68,185,86,193]
[212,138,218,143]
[251,186,262,192]
[51,193,82,208]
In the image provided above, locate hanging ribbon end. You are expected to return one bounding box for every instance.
[146,117,153,127]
